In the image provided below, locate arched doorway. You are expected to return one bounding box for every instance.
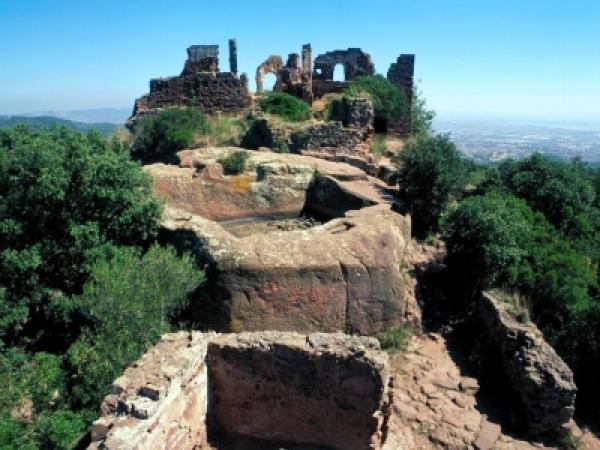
[333,63,345,82]
[261,72,277,92]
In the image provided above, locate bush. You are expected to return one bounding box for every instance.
[66,245,203,408]
[485,154,596,237]
[377,326,410,354]
[346,75,408,122]
[411,82,436,136]
[131,107,210,163]
[0,126,161,346]
[396,133,473,238]
[259,92,310,122]
[218,150,250,175]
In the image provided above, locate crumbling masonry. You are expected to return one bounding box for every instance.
[128,39,415,135]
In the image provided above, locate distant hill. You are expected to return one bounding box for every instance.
[0,115,121,135]
[23,108,131,124]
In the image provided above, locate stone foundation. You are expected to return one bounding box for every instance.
[88,331,393,450]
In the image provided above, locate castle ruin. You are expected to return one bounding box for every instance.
[129,39,415,136]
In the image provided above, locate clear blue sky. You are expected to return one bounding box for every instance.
[0,0,598,121]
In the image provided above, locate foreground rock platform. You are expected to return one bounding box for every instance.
[88,331,392,450]
[161,203,418,334]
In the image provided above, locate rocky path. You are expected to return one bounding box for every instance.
[386,333,590,449]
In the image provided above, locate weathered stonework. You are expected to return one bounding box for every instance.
[477,291,577,436]
[88,331,393,450]
[161,204,417,334]
[128,40,251,125]
[387,54,415,136]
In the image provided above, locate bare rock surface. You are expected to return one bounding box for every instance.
[88,331,393,450]
[161,203,417,334]
[386,333,577,450]
[478,291,577,436]
[146,147,392,221]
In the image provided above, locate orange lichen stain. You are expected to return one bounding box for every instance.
[230,174,252,193]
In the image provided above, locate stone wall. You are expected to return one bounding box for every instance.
[88,331,393,450]
[327,95,374,129]
[477,291,577,436]
[387,54,415,136]
[128,40,251,126]
[313,48,375,81]
[290,122,371,155]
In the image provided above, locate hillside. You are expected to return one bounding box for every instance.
[0,115,121,135]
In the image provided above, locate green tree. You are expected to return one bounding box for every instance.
[396,133,472,238]
[443,190,600,410]
[345,75,408,123]
[131,107,210,163]
[259,92,311,122]
[32,410,87,450]
[67,245,203,408]
[411,81,435,136]
[443,192,534,296]
[0,126,161,346]
[489,154,596,236]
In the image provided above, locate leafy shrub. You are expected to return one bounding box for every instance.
[443,190,600,411]
[411,82,436,136]
[32,410,87,450]
[205,116,252,147]
[131,107,210,163]
[396,133,473,238]
[259,92,310,122]
[377,326,410,353]
[66,245,203,408]
[484,154,596,237]
[0,126,161,345]
[218,150,250,175]
[346,75,407,121]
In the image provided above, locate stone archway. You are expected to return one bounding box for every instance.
[255,55,283,93]
[313,49,375,81]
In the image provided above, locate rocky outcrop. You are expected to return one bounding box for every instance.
[147,147,395,221]
[477,291,577,436]
[161,204,417,334]
[88,331,393,450]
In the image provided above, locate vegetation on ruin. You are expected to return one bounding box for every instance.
[131,106,211,162]
[376,326,411,354]
[218,150,250,175]
[259,92,311,122]
[130,107,256,161]
[0,125,202,448]
[345,74,408,122]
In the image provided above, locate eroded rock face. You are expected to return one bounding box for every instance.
[207,332,391,450]
[146,147,374,221]
[88,331,393,450]
[478,292,577,436]
[161,204,417,334]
